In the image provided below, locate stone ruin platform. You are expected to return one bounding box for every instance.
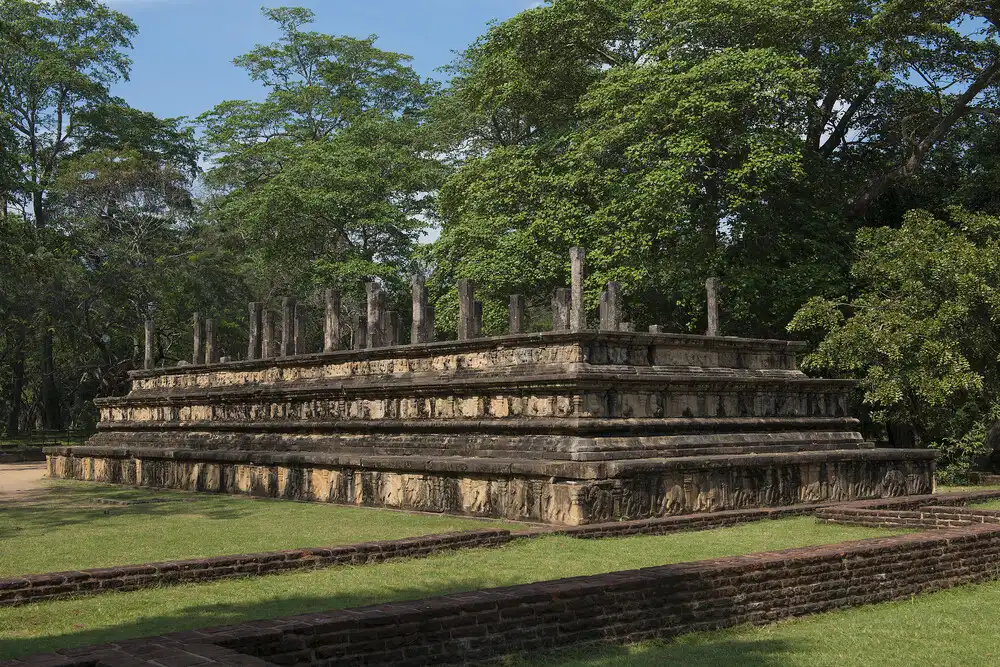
[46,330,935,525]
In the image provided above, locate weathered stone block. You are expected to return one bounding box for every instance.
[50,331,935,525]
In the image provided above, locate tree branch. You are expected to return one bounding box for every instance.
[849,58,1000,217]
[819,79,877,157]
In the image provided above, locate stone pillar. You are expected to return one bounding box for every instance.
[294,304,306,355]
[354,316,367,350]
[192,312,202,365]
[143,319,155,370]
[323,289,341,353]
[552,288,571,332]
[262,310,276,359]
[706,277,721,337]
[366,283,383,349]
[382,311,396,346]
[599,282,623,331]
[509,295,525,334]
[425,305,436,342]
[570,247,586,331]
[648,325,664,334]
[457,279,475,340]
[411,276,429,345]
[472,301,484,338]
[205,318,219,365]
[280,297,294,357]
[248,302,262,361]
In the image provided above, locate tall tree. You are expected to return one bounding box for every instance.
[0,0,204,432]
[200,6,443,315]
[789,207,1000,479]
[431,0,1000,337]
[0,0,139,429]
[0,0,137,225]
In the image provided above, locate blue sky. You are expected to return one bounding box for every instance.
[107,0,537,120]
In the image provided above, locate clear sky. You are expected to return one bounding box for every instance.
[107,0,537,120]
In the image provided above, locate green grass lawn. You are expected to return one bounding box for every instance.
[937,484,1000,494]
[968,498,1000,510]
[525,578,1000,667]
[0,480,524,577]
[0,518,893,659]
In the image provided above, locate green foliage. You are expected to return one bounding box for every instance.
[0,0,218,432]
[430,0,1000,337]
[789,208,1000,475]
[200,6,443,319]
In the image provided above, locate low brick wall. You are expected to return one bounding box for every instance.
[818,503,1000,530]
[840,489,1000,508]
[0,530,511,608]
[0,448,44,464]
[10,523,1000,667]
[814,489,1000,529]
[548,503,827,538]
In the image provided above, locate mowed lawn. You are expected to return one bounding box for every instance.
[0,480,524,576]
[0,518,893,659]
[528,579,1000,667]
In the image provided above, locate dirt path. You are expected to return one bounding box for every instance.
[0,463,49,499]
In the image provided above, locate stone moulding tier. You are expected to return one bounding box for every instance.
[47,446,936,525]
[51,331,935,525]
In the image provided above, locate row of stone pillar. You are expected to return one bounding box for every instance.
[141,249,723,369]
[453,248,712,339]
[361,277,436,350]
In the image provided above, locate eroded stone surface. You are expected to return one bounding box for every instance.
[48,332,935,525]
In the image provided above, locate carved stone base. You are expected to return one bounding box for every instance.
[46,447,935,525]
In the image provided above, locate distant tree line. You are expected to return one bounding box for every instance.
[3,0,1000,478]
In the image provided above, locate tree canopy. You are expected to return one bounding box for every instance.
[431,0,1000,337]
[4,0,1000,478]
[199,7,443,322]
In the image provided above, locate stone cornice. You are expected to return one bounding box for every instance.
[92,416,864,436]
[126,331,807,380]
[97,372,856,408]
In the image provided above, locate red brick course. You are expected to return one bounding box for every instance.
[818,502,1000,530]
[545,503,826,538]
[0,531,511,608]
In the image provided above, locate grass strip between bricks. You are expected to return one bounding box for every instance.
[0,517,897,660]
[520,577,1000,667]
[968,498,1000,511]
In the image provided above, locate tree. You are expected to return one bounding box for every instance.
[430,0,1000,338]
[0,0,140,430]
[0,0,137,225]
[789,208,1000,480]
[200,6,442,319]
[0,0,206,432]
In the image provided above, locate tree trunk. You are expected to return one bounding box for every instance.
[40,329,61,430]
[5,327,25,436]
[32,190,45,228]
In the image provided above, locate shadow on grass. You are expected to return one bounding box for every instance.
[0,589,455,659]
[516,638,796,666]
[0,585,798,666]
[0,482,254,538]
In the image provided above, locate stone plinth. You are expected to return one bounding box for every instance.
[47,331,935,525]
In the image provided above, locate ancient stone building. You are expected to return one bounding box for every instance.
[47,254,935,525]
